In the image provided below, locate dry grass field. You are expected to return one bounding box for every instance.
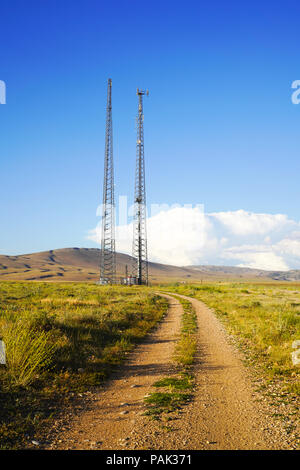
[165,283,300,395]
[1,280,299,449]
[0,281,167,449]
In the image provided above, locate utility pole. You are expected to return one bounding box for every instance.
[132,88,149,285]
[99,78,116,284]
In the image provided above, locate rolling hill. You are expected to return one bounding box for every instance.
[0,247,299,283]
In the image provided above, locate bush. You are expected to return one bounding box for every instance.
[1,321,56,387]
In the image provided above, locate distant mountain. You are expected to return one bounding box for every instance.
[0,248,299,283]
[186,265,300,282]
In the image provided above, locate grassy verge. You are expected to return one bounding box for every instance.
[164,281,300,434]
[0,282,168,449]
[164,283,300,389]
[173,297,197,367]
[144,296,197,421]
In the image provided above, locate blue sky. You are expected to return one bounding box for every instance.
[1,1,300,269]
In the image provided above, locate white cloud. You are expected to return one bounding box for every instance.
[275,238,300,257]
[222,244,289,271]
[209,210,292,236]
[87,208,300,271]
[238,253,289,271]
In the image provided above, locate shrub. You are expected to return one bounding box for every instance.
[1,321,56,387]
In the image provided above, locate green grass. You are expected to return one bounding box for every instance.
[153,375,193,391]
[164,283,300,396]
[173,335,197,366]
[143,390,191,419]
[0,281,168,449]
[144,392,191,409]
[144,296,197,421]
[172,296,197,367]
[1,321,56,387]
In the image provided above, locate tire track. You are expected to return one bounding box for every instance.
[47,294,182,450]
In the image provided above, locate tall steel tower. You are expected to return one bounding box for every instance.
[132,88,149,285]
[99,78,116,284]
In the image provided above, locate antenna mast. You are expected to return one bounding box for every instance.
[132,88,149,285]
[99,78,116,284]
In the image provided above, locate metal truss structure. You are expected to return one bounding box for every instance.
[132,88,149,285]
[99,78,116,284]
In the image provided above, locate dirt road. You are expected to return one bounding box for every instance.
[46,293,293,450]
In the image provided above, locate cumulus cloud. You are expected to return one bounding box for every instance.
[87,208,300,271]
[209,210,292,236]
[222,244,290,271]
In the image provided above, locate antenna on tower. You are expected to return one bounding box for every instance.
[132,88,149,285]
[99,78,116,285]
